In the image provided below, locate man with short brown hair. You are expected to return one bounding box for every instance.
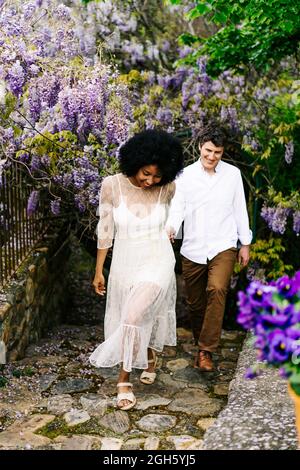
[167,124,251,371]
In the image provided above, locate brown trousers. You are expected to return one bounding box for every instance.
[181,248,237,352]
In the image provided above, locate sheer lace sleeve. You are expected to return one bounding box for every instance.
[97,176,115,249]
[167,182,176,205]
[161,182,176,206]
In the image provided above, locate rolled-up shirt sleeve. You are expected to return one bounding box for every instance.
[234,171,252,245]
[97,177,115,249]
[166,177,185,237]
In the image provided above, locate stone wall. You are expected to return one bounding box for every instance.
[0,223,71,362]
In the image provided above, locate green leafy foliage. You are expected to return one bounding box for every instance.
[265,188,300,212]
[12,367,35,378]
[171,0,300,75]
[249,238,293,280]
[0,376,8,388]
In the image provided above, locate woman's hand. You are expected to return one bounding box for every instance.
[93,272,106,296]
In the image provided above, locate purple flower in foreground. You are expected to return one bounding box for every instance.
[275,275,293,294]
[259,312,291,328]
[292,271,300,294]
[244,367,260,379]
[237,291,257,329]
[245,281,276,310]
[286,327,300,341]
[254,325,268,352]
[276,273,300,299]
[267,329,292,363]
[238,273,300,383]
[279,367,291,378]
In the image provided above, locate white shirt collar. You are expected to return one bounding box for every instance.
[198,158,222,174]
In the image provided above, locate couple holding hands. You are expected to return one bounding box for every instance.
[90,123,251,410]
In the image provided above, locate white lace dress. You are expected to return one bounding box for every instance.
[89,173,177,372]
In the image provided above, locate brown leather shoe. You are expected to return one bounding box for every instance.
[197,350,214,371]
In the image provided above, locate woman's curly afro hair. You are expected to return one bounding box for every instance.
[119,128,184,186]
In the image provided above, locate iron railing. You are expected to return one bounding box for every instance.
[0,161,48,288]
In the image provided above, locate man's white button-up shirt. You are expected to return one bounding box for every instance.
[167,159,252,264]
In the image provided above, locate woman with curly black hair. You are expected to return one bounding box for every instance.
[90,129,183,410]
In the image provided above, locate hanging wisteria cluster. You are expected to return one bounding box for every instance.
[260,190,300,236]
[0,0,299,251]
[65,0,194,70]
[261,205,291,235]
[0,0,133,219]
[261,207,300,236]
[128,52,297,155]
[126,53,299,241]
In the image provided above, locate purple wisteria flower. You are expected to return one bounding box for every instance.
[50,199,60,216]
[157,75,173,90]
[53,4,71,21]
[27,190,39,216]
[261,204,290,234]
[30,155,43,171]
[179,45,194,58]
[293,211,300,235]
[23,3,36,20]
[284,141,294,164]
[161,40,170,53]
[156,107,173,126]
[6,60,25,96]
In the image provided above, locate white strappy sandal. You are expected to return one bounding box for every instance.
[116,382,136,410]
[140,350,158,385]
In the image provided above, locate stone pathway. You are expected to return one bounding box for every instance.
[0,326,245,450]
[0,243,245,450]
